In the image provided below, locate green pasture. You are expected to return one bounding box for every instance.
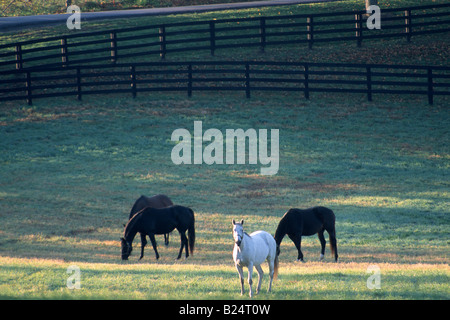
[0,91,448,299]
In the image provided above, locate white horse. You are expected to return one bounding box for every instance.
[232,219,278,298]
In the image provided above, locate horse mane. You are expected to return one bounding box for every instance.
[273,212,290,245]
[123,208,145,239]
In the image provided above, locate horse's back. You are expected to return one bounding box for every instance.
[129,194,174,219]
[249,231,277,262]
[312,206,335,221]
[136,205,194,234]
[285,206,334,236]
[172,205,194,219]
[250,230,276,246]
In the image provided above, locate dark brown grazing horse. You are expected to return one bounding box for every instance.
[129,194,173,260]
[274,206,338,262]
[121,205,195,261]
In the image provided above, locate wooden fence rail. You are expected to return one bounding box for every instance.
[0,3,449,71]
[1,61,448,105]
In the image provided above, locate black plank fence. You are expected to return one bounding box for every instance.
[0,3,449,72]
[1,61,449,105]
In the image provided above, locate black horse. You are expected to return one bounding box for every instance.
[121,205,195,261]
[129,194,173,253]
[274,206,338,262]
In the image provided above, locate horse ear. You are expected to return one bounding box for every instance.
[240,219,244,225]
[232,219,236,225]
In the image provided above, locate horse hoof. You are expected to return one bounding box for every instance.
[319,254,324,261]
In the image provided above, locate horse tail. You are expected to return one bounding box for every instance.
[326,209,338,262]
[188,209,195,255]
[273,254,279,281]
[329,232,335,256]
[329,229,338,261]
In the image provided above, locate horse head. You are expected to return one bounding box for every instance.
[232,219,244,247]
[120,237,133,260]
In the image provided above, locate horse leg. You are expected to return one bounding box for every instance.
[177,231,188,260]
[247,262,254,298]
[255,265,264,295]
[235,264,245,296]
[318,228,326,261]
[288,233,304,262]
[184,233,189,259]
[139,233,147,260]
[149,234,159,260]
[164,233,170,246]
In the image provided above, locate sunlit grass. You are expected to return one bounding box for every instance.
[0,92,448,299]
[1,256,448,299]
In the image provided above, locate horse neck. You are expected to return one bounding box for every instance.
[124,213,140,243]
[238,232,251,252]
[274,220,287,246]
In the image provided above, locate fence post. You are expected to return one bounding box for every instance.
[405,9,412,42]
[15,44,23,70]
[366,66,372,101]
[130,65,137,98]
[76,67,82,101]
[245,63,251,99]
[209,21,216,56]
[307,16,314,49]
[355,13,363,47]
[427,68,433,105]
[26,71,32,105]
[159,25,166,59]
[304,64,309,99]
[110,32,118,63]
[61,37,69,67]
[260,17,266,53]
[187,64,193,98]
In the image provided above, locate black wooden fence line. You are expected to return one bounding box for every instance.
[1,61,449,105]
[0,3,449,72]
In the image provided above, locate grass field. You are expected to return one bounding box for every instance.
[0,0,449,300]
[0,91,448,299]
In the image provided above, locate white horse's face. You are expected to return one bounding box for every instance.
[232,219,244,246]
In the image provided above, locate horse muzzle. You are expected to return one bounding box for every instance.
[235,239,242,247]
